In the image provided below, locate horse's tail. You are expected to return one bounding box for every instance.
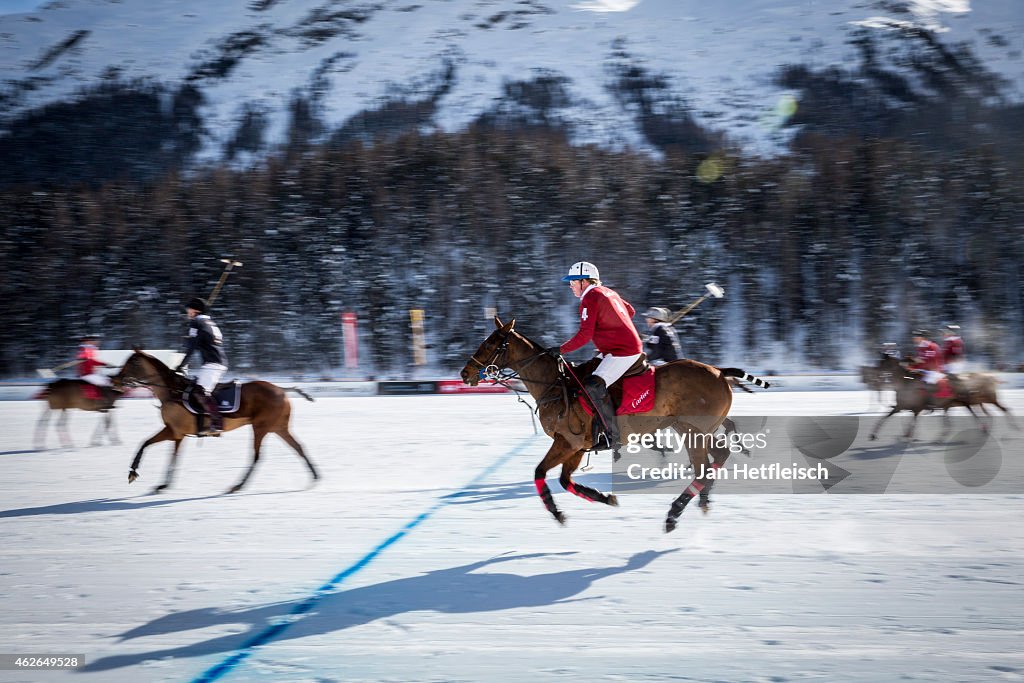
[286,387,315,402]
[719,367,771,389]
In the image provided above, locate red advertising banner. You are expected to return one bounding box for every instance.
[342,312,359,368]
[435,380,511,394]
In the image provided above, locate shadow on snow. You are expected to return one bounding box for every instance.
[82,549,677,673]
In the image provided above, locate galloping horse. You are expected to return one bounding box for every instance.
[869,354,1013,440]
[112,350,320,493]
[34,380,121,449]
[461,317,768,532]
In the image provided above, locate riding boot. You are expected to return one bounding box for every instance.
[197,392,224,436]
[584,375,620,451]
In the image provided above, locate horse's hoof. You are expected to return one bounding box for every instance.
[665,518,678,534]
[554,512,567,526]
[151,485,168,494]
[869,434,877,441]
[699,503,711,515]
[226,485,243,494]
[128,470,138,484]
[607,494,619,507]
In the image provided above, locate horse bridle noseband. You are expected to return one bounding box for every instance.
[470,330,514,382]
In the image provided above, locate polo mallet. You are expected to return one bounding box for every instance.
[206,259,243,307]
[666,282,725,324]
[37,359,80,379]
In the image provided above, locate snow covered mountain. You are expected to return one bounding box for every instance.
[1,0,1022,158]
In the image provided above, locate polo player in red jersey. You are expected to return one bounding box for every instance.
[941,324,966,374]
[551,261,643,450]
[76,334,117,403]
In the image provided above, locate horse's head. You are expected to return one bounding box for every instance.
[877,354,903,373]
[111,348,173,391]
[460,316,520,386]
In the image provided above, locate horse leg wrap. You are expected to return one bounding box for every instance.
[534,479,560,516]
[566,481,606,504]
[669,480,705,519]
[699,463,721,505]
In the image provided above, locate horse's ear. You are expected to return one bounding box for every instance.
[133,345,142,353]
[493,316,503,329]
[501,318,516,333]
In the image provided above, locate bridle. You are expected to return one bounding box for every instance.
[113,358,187,395]
[469,329,519,382]
[468,329,586,433]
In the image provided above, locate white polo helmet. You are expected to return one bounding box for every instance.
[562,261,600,281]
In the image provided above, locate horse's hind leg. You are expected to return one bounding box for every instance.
[153,439,185,493]
[988,400,1018,429]
[559,452,618,507]
[276,428,319,483]
[108,412,121,446]
[90,413,105,447]
[699,445,732,514]
[721,418,749,455]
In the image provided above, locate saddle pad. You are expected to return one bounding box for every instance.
[617,367,656,414]
[81,382,103,401]
[182,382,242,415]
[934,378,954,399]
[577,367,657,416]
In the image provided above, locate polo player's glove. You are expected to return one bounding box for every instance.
[545,346,563,359]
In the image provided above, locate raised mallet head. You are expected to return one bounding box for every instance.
[705,282,725,299]
[220,259,243,268]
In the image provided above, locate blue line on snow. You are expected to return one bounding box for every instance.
[190,435,538,683]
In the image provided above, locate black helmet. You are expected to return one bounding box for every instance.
[185,297,208,313]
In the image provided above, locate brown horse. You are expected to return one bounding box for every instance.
[868,355,1014,440]
[34,379,121,449]
[112,350,320,494]
[460,317,768,532]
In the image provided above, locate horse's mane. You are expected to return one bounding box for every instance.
[512,329,544,351]
[128,350,177,382]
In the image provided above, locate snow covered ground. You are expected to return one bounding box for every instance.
[1,391,1023,682]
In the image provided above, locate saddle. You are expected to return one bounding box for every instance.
[574,354,656,416]
[181,381,242,415]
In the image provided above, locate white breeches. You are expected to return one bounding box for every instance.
[922,370,944,385]
[594,353,643,386]
[82,373,110,386]
[194,364,227,392]
[945,360,967,373]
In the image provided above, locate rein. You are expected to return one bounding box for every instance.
[474,331,585,434]
[116,358,189,400]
